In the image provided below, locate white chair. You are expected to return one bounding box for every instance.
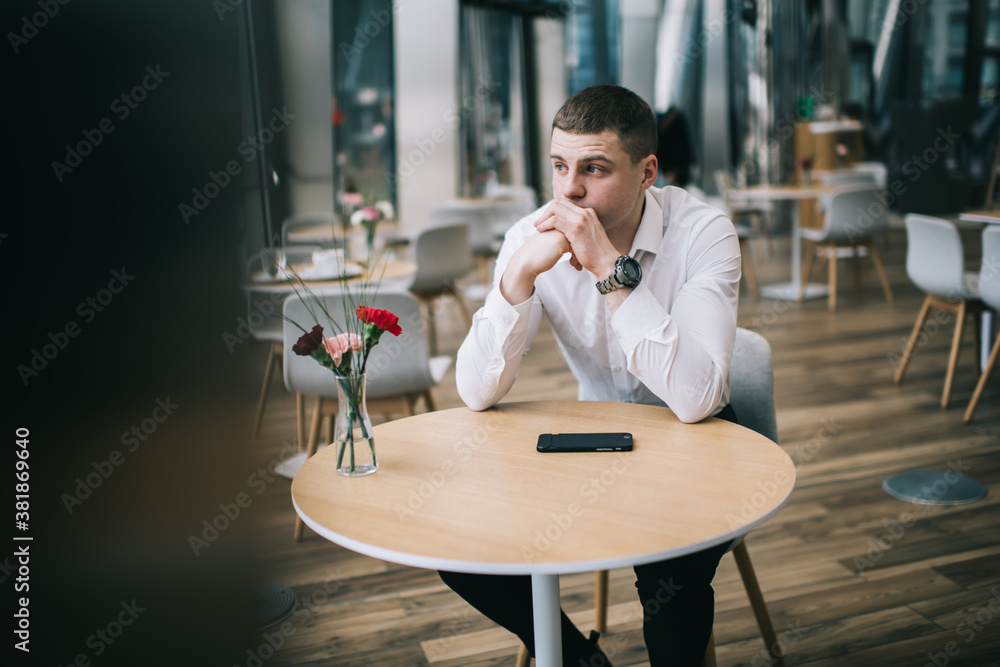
[408,222,475,355]
[429,201,505,285]
[690,182,760,301]
[515,329,787,667]
[799,185,894,311]
[283,287,452,541]
[714,170,770,237]
[964,226,1000,422]
[894,215,984,408]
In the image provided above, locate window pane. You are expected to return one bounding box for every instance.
[332,1,396,208]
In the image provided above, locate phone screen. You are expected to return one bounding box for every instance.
[536,433,633,452]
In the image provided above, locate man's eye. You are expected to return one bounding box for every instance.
[587,165,602,174]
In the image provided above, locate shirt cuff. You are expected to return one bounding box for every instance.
[611,283,670,353]
[482,286,533,337]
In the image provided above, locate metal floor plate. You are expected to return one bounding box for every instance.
[882,471,987,506]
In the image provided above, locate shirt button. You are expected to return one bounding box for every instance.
[613,366,622,372]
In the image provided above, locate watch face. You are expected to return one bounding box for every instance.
[621,257,641,282]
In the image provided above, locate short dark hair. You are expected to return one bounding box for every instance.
[552,85,657,164]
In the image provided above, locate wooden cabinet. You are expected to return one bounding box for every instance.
[796,121,864,229]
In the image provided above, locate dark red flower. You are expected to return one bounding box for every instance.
[292,325,325,356]
[356,306,402,336]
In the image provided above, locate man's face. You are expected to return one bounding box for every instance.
[549,128,652,233]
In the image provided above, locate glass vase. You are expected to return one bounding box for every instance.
[333,372,377,477]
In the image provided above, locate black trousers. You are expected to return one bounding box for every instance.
[439,404,739,667]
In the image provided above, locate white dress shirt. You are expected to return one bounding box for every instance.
[456,185,741,423]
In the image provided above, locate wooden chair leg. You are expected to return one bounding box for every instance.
[294,397,324,543]
[423,388,437,413]
[594,570,609,634]
[515,643,530,667]
[799,240,815,302]
[965,333,1000,422]
[253,342,281,438]
[827,246,838,312]
[296,393,306,452]
[895,296,933,384]
[449,284,474,328]
[702,630,717,667]
[868,243,893,306]
[851,246,862,299]
[733,541,786,667]
[740,239,759,302]
[943,301,968,408]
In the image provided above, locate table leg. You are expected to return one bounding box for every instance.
[531,573,562,667]
[759,204,830,301]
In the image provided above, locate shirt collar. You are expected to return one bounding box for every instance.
[630,188,663,257]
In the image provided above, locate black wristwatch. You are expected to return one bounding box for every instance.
[596,255,642,295]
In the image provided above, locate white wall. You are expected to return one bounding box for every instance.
[535,14,567,202]
[619,0,659,110]
[393,0,459,232]
[274,0,334,215]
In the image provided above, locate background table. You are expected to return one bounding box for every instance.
[241,259,417,294]
[959,210,1000,224]
[291,400,795,666]
[727,184,833,301]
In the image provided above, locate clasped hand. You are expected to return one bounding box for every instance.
[529,199,618,278]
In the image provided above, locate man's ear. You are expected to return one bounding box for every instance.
[640,154,658,189]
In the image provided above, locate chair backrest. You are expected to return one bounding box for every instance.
[981,226,1000,311]
[728,328,778,444]
[282,287,435,399]
[821,186,890,243]
[429,202,495,254]
[904,214,967,297]
[409,222,474,294]
[281,212,338,247]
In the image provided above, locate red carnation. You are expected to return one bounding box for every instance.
[356,306,402,336]
[292,325,325,356]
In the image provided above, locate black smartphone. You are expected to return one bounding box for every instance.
[536,433,633,453]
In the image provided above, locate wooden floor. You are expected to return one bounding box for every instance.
[250,220,1000,667]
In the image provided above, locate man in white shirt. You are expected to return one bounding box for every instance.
[441,85,741,666]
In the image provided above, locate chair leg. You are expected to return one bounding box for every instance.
[851,246,862,299]
[733,541,786,667]
[827,246,838,312]
[594,570,609,634]
[449,284,474,328]
[942,302,968,408]
[702,630,717,667]
[253,342,281,438]
[965,333,1000,422]
[740,238,759,302]
[799,240,815,303]
[296,393,306,452]
[423,388,437,413]
[294,397,325,543]
[895,296,933,384]
[868,243,893,306]
[514,644,530,667]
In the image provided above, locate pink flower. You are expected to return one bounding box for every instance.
[323,332,363,366]
[836,143,848,157]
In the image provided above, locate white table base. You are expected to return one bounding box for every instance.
[760,282,829,301]
[532,573,562,667]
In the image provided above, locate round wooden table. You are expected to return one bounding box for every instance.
[291,400,796,667]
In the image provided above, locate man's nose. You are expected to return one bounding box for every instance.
[560,171,585,199]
